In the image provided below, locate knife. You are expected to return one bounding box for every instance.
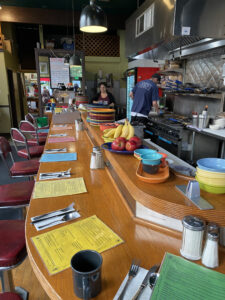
[31,202,74,223]
[131,264,159,300]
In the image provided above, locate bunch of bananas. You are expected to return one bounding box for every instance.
[102,120,135,142]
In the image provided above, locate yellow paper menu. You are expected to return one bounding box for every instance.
[33,178,87,199]
[32,215,124,275]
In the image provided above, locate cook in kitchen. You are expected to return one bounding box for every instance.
[91,82,115,107]
[129,73,161,124]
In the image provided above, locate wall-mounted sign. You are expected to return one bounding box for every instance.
[50,58,70,88]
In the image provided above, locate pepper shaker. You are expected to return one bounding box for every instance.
[202,231,219,268]
[180,215,205,260]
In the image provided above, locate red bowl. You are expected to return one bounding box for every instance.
[158,152,167,167]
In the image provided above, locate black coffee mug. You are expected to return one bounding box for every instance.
[71,250,103,300]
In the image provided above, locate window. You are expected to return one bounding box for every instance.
[136,3,154,38]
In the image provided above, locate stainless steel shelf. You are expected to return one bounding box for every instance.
[160,68,184,75]
[163,92,222,99]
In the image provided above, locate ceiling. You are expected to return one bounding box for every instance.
[0,0,144,17]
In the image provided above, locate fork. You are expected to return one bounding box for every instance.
[118,260,140,300]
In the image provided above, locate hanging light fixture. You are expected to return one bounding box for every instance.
[80,0,107,33]
[70,0,81,66]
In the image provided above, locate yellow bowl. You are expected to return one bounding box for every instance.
[196,172,225,187]
[196,176,225,194]
[196,167,225,179]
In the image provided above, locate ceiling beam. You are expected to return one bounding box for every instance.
[0,6,125,29]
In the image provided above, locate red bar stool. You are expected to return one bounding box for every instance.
[0,137,39,178]
[0,293,23,300]
[19,121,46,145]
[0,220,28,300]
[0,181,34,220]
[10,129,44,160]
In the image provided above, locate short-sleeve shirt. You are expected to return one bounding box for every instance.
[98,95,111,106]
[131,80,159,116]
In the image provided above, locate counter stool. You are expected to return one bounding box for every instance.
[10,129,44,160]
[19,121,46,145]
[0,220,28,300]
[0,137,39,178]
[0,292,23,300]
[0,181,34,220]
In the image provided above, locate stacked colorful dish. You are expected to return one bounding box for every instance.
[87,108,115,126]
[75,95,89,107]
[141,153,163,174]
[196,158,225,194]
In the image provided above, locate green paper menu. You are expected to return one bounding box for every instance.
[151,253,225,300]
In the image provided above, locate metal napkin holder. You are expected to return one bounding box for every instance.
[176,180,214,210]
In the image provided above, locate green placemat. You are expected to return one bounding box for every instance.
[151,253,225,300]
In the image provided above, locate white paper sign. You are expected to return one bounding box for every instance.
[50,58,70,89]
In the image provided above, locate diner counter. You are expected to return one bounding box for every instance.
[26,117,225,300]
[82,113,225,229]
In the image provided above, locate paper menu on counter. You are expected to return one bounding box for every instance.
[48,137,76,143]
[33,178,87,199]
[150,253,225,300]
[40,152,77,162]
[31,215,124,275]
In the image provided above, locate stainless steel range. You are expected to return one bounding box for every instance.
[144,115,192,159]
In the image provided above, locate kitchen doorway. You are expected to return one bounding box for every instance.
[7,69,18,128]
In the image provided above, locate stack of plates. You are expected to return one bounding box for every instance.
[195,158,225,194]
[87,108,115,126]
[75,95,89,107]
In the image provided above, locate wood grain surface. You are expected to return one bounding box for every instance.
[82,114,225,227]
[26,119,225,300]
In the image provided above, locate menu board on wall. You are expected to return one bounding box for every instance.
[50,58,70,88]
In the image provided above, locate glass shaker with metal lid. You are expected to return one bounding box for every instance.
[180,215,205,260]
[202,231,219,268]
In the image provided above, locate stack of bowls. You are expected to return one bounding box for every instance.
[196,158,225,194]
[141,153,162,174]
[134,149,156,160]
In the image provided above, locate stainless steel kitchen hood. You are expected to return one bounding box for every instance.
[125,0,225,60]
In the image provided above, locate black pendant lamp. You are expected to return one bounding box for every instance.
[70,0,81,66]
[80,0,107,33]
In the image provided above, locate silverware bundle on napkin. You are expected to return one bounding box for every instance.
[114,262,159,300]
[44,148,67,153]
[31,202,80,231]
[39,168,71,180]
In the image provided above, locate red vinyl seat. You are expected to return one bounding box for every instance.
[10,160,39,176]
[0,137,40,178]
[0,293,23,300]
[19,120,47,145]
[0,220,26,267]
[11,128,44,160]
[0,181,34,207]
[0,221,28,298]
[17,145,44,159]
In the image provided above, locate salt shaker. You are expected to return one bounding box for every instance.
[180,215,205,260]
[202,231,219,268]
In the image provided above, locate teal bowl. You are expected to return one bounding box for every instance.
[134,149,157,160]
[142,153,162,165]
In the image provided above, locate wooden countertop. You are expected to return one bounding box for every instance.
[82,113,225,227]
[26,119,225,300]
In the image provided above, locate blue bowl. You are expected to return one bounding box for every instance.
[197,158,225,173]
[142,153,162,166]
[134,149,156,160]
